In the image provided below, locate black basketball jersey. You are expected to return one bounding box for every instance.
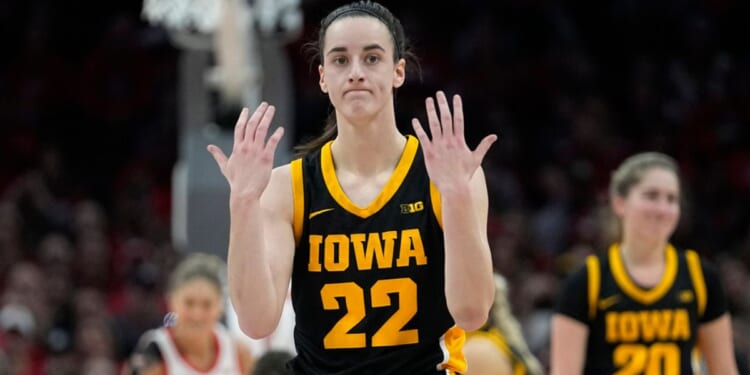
[556,243,728,375]
[288,136,465,375]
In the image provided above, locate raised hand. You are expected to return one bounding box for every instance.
[411,91,497,194]
[207,102,285,200]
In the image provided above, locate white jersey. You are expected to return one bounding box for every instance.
[150,324,242,375]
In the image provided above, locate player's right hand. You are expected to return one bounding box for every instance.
[207,102,285,200]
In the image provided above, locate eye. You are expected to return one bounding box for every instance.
[365,54,380,64]
[666,193,679,204]
[332,56,348,65]
[643,190,659,200]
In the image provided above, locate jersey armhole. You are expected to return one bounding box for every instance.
[586,255,601,320]
[290,159,305,245]
[685,249,707,317]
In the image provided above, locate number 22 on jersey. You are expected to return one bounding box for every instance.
[321,277,418,349]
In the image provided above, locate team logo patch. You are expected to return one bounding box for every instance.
[678,290,694,303]
[598,295,620,310]
[309,208,335,219]
[400,201,424,214]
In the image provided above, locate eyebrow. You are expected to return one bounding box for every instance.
[326,43,386,56]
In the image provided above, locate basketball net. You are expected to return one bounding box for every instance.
[142,0,259,107]
[142,0,220,35]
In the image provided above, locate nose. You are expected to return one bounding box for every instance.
[654,197,678,217]
[348,60,365,82]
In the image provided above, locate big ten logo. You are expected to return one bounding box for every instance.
[400,201,424,214]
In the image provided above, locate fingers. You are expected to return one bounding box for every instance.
[233,108,250,146]
[263,127,285,156]
[424,91,461,141]
[207,145,228,174]
[473,134,498,163]
[411,118,431,149]
[452,94,465,143]
[425,97,442,140]
[435,91,453,136]
[253,105,276,149]
[234,103,272,149]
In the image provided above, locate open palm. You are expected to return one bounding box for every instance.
[412,91,497,193]
[207,102,285,199]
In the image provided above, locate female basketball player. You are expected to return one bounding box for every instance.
[123,253,253,375]
[206,1,497,373]
[550,152,738,374]
[463,273,544,375]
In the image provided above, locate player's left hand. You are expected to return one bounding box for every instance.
[412,91,497,194]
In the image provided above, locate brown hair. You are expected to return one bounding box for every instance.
[609,151,680,200]
[606,152,681,241]
[295,1,420,157]
[167,253,225,296]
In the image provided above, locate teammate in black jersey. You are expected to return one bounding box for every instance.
[550,152,738,374]
[206,2,497,373]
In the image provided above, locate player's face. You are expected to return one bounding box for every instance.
[318,16,405,122]
[168,278,223,334]
[614,167,680,243]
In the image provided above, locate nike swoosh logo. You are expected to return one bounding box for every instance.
[309,208,335,219]
[598,295,620,310]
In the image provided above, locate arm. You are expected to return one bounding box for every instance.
[695,256,738,374]
[207,103,293,338]
[138,366,165,375]
[121,338,165,375]
[235,339,255,374]
[698,314,738,375]
[441,168,494,330]
[550,265,591,375]
[550,314,588,375]
[463,335,514,375]
[412,91,497,330]
[227,166,295,338]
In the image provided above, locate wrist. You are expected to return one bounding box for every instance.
[230,193,261,209]
[437,182,471,200]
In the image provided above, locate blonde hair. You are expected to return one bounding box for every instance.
[489,274,544,375]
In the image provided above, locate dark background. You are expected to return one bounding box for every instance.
[0,0,748,373]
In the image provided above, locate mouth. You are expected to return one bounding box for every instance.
[344,89,370,96]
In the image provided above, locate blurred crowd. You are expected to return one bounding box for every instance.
[0,0,748,373]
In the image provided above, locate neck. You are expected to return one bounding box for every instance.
[331,110,405,176]
[171,326,215,355]
[619,235,667,266]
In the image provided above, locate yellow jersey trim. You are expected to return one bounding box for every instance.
[685,249,707,317]
[290,159,304,245]
[438,326,467,373]
[320,135,418,219]
[430,182,442,228]
[586,255,601,320]
[609,243,678,305]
